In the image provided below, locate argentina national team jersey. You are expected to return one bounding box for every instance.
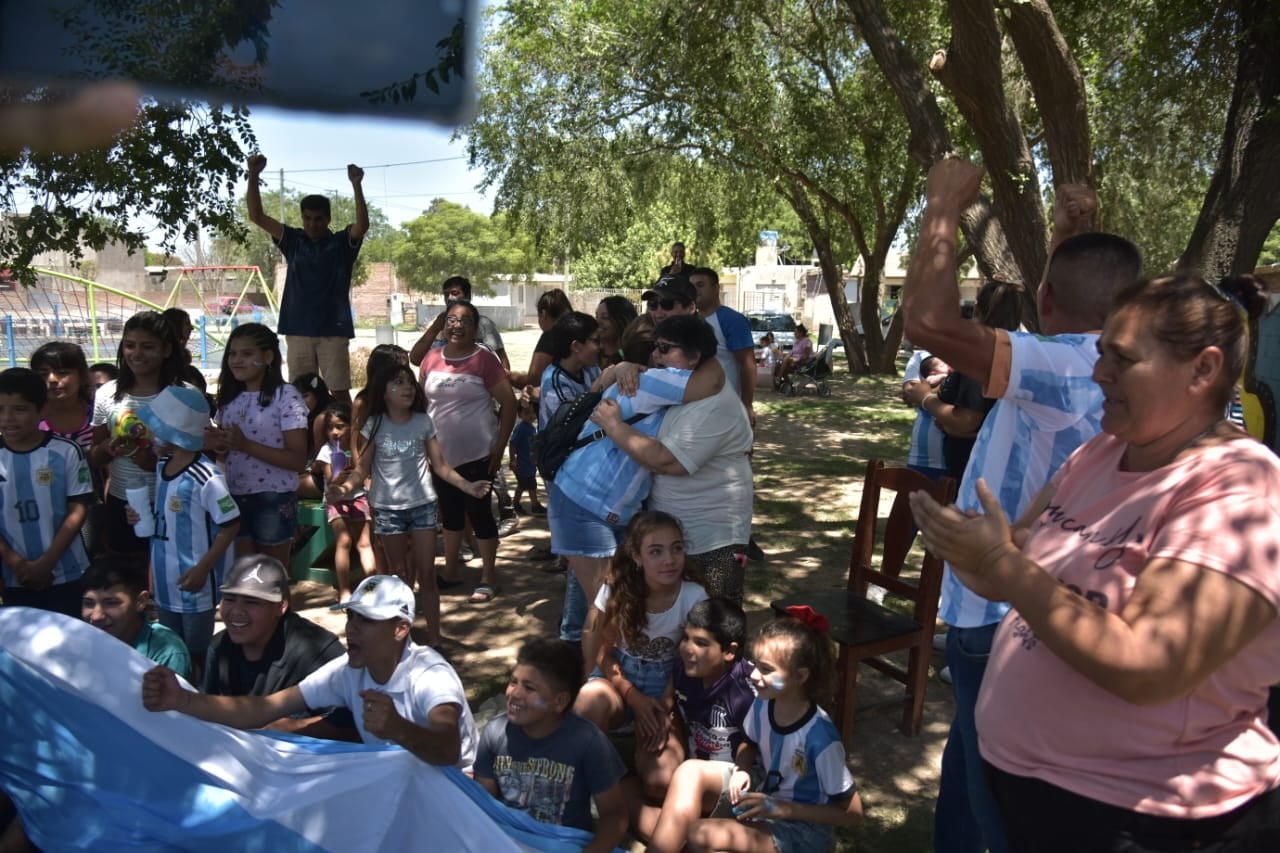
[0,433,92,587]
[150,456,241,614]
[744,697,856,805]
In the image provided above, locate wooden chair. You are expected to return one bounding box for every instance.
[772,458,956,747]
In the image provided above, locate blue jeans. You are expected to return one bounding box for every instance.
[559,570,588,643]
[934,622,1007,853]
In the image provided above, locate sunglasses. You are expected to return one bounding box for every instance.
[653,341,683,355]
[647,298,680,311]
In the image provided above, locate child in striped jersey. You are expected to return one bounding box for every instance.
[678,612,862,853]
[0,368,93,617]
[129,386,240,679]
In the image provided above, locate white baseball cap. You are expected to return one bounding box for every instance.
[330,575,415,622]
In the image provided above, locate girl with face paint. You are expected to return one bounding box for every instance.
[674,613,863,853]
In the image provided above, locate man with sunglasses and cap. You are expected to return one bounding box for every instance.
[143,574,478,771]
[642,275,698,326]
[202,555,350,734]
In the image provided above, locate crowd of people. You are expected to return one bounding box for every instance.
[3,147,1280,852]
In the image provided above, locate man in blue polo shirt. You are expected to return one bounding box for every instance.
[246,153,368,402]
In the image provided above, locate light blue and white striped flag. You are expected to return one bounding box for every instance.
[0,608,611,852]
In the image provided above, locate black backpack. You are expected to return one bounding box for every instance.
[533,390,643,482]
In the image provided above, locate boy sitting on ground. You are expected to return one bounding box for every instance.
[634,597,759,847]
[82,557,191,679]
[474,638,628,852]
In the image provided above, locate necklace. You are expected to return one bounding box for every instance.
[1126,418,1225,471]
[1174,418,1226,457]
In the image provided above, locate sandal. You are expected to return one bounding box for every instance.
[469,585,497,604]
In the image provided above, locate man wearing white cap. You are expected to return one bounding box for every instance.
[143,574,478,771]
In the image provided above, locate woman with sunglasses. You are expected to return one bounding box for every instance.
[549,314,724,671]
[912,275,1280,851]
[591,315,754,606]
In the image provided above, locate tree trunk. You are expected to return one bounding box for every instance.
[930,0,1047,290]
[781,181,868,374]
[1002,0,1096,196]
[1178,0,1280,280]
[844,0,1023,289]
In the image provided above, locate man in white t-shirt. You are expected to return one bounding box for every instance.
[902,159,1142,853]
[142,574,477,771]
[690,266,757,427]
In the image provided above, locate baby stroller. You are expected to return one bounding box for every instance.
[779,341,835,397]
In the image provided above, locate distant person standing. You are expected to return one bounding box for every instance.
[245,153,368,403]
[660,242,687,277]
[689,267,756,427]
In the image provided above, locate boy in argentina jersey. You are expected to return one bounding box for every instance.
[134,387,240,666]
[0,368,92,617]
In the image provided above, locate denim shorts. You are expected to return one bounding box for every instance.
[373,502,439,536]
[548,482,625,558]
[234,491,298,546]
[591,647,673,701]
[766,817,834,853]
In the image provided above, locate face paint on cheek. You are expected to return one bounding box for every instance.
[767,677,785,692]
[529,695,551,710]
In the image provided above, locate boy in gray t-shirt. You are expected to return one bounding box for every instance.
[475,639,628,843]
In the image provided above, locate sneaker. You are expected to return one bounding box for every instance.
[497,513,519,538]
[458,543,475,562]
[932,632,948,651]
[939,666,953,684]
[528,502,547,516]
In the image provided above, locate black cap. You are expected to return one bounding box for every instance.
[641,274,696,305]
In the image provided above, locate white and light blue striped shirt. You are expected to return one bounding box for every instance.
[904,350,946,470]
[150,456,241,614]
[744,697,856,805]
[939,332,1103,628]
[0,433,92,587]
[554,368,691,525]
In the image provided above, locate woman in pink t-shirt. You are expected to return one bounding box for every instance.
[420,300,517,604]
[913,275,1280,851]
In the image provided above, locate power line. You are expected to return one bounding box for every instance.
[286,156,468,174]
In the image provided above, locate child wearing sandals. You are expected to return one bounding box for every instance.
[572,511,708,801]
[327,363,490,646]
[654,609,863,853]
[315,401,373,602]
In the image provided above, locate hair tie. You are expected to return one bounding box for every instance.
[785,605,829,634]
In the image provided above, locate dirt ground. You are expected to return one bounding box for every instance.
[281,328,952,851]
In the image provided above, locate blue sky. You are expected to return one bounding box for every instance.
[239,107,495,228]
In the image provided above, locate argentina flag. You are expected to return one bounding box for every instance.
[0,608,614,852]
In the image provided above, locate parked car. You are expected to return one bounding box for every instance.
[746,310,797,351]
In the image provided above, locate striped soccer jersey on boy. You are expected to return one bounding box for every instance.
[0,433,93,588]
[149,455,241,614]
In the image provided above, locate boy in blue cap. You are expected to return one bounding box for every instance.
[128,385,240,679]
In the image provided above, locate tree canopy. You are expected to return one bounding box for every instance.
[392,199,542,295]
[469,0,1280,372]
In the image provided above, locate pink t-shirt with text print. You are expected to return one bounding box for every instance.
[977,432,1280,818]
